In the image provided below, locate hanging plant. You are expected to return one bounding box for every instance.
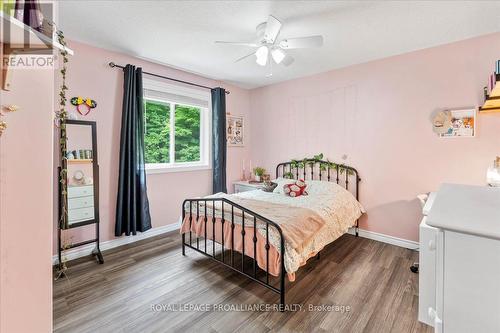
[51,24,71,276]
[54,235,73,281]
[55,28,70,230]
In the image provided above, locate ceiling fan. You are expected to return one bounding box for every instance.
[215,15,323,68]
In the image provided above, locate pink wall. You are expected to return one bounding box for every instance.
[0,61,54,331]
[54,41,250,252]
[57,33,500,249]
[250,33,500,242]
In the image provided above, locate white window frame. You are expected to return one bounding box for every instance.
[143,78,212,174]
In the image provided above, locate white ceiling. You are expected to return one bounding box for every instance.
[59,1,500,89]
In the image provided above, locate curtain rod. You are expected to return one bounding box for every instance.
[108,62,230,95]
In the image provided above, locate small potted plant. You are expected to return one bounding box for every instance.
[253,167,266,182]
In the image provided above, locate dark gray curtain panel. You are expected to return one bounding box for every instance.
[115,65,152,236]
[211,88,227,193]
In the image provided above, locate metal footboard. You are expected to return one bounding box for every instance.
[181,198,286,310]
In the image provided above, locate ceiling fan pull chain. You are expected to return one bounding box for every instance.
[267,56,273,78]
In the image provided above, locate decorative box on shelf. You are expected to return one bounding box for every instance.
[233,180,264,193]
[480,73,500,113]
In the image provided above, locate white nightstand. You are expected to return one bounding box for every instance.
[233,181,264,193]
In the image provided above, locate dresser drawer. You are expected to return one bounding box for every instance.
[68,206,95,223]
[68,185,94,198]
[68,196,94,210]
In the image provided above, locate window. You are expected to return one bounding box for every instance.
[143,79,210,173]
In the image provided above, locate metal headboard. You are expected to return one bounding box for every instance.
[275,159,361,201]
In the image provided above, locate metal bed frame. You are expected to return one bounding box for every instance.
[181,159,361,310]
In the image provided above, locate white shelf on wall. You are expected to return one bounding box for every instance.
[67,159,93,164]
[0,11,74,55]
[480,74,500,113]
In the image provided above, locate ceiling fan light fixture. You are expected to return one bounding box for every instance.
[255,46,268,66]
[279,40,288,49]
[271,48,285,64]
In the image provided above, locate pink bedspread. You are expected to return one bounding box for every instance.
[180,215,321,282]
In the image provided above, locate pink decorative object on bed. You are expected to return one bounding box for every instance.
[283,179,308,197]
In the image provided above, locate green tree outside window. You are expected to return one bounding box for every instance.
[144,100,170,164]
[175,104,200,162]
[144,99,201,164]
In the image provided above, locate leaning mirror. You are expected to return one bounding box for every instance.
[64,120,99,227]
[58,119,103,267]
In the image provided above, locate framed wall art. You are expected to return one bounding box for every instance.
[438,108,476,138]
[227,115,244,147]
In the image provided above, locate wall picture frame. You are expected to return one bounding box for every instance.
[439,108,476,138]
[227,115,244,147]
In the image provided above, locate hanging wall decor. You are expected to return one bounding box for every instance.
[227,114,244,147]
[434,108,476,138]
[0,104,20,136]
[0,120,6,136]
[71,97,97,116]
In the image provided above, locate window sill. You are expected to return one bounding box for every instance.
[146,164,211,175]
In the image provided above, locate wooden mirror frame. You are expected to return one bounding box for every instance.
[60,120,100,229]
[57,119,103,269]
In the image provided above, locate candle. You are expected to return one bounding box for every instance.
[242,159,246,180]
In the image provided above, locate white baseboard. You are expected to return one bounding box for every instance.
[54,223,417,265]
[53,222,180,265]
[348,228,419,250]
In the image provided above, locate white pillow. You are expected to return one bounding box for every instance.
[305,180,342,196]
[272,177,296,194]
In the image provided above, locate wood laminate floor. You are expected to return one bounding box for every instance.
[53,232,432,333]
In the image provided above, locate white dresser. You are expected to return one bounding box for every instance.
[233,181,263,193]
[420,184,500,333]
[418,192,438,327]
[67,185,95,225]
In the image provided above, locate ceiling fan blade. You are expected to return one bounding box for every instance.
[264,15,282,43]
[255,46,269,66]
[279,35,323,49]
[281,54,294,66]
[235,51,256,63]
[215,41,259,47]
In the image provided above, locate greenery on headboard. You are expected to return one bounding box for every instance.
[283,153,355,179]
